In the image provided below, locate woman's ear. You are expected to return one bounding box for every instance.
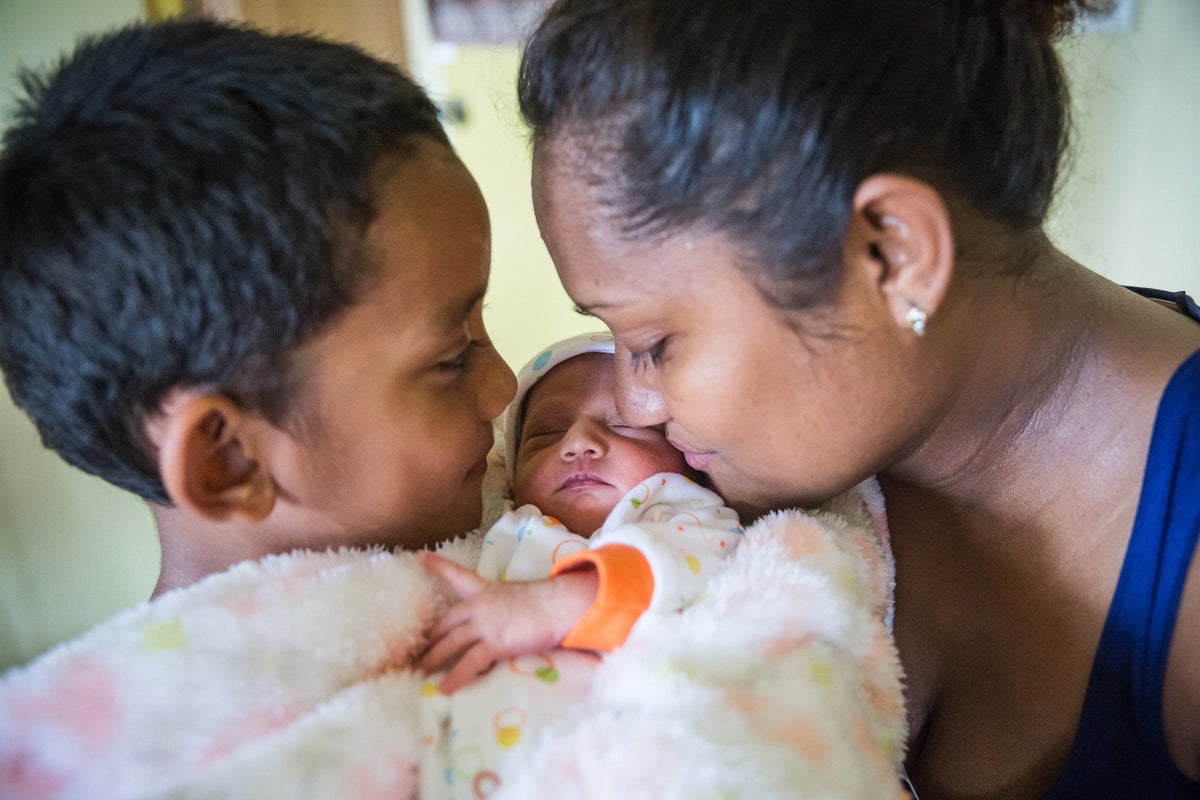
[845,174,955,335]
[153,392,277,523]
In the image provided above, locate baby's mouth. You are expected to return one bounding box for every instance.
[559,472,610,491]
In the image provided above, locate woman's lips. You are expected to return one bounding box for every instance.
[559,472,610,491]
[669,434,715,472]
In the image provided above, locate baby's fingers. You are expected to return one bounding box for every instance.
[414,621,479,675]
[438,641,499,695]
[419,550,486,599]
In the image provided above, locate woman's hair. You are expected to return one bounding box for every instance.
[0,19,449,502]
[519,0,1099,308]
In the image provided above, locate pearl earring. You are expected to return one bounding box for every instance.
[906,305,927,336]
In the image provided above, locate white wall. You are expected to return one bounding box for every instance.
[1,0,1197,671]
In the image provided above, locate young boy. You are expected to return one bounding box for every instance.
[417,332,743,693]
[0,19,516,596]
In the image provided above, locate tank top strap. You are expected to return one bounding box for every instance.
[1046,349,1200,797]
[1126,286,1200,322]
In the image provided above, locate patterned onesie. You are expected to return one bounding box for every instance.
[417,471,741,799]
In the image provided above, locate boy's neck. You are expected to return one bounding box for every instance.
[149,503,267,597]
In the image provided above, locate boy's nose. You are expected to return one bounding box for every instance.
[559,419,607,461]
[613,342,668,428]
[479,346,517,421]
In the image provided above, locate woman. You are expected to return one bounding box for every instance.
[516,0,1200,796]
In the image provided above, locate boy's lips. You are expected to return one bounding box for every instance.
[467,440,493,477]
[558,472,611,491]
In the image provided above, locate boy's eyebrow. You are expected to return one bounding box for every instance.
[437,286,488,327]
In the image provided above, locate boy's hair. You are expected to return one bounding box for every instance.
[0,19,450,503]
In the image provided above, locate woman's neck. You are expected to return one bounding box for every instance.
[885,234,1200,560]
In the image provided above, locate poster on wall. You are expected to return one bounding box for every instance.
[427,0,552,44]
[1078,0,1138,33]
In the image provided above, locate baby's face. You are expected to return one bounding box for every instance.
[511,353,689,534]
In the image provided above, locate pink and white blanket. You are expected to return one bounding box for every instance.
[0,483,907,799]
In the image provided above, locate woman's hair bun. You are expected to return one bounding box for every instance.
[1001,0,1112,39]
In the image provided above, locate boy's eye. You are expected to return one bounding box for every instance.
[438,334,493,374]
[437,342,472,372]
[440,351,468,371]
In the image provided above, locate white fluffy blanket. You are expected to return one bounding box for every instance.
[0,497,907,799]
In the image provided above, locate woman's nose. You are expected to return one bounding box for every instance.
[559,419,607,461]
[613,342,668,427]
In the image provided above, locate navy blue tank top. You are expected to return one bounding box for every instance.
[1043,287,1200,798]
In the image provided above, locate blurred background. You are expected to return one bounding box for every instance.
[1,0,1196,671]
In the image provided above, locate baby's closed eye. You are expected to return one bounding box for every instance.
[524,429,566,443]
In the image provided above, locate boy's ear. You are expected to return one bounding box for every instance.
[845,174,954,334]
[154,392,277,523]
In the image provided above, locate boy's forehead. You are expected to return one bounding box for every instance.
[434,285,488,328]
[293,139,492,392]
[357,140,491,326]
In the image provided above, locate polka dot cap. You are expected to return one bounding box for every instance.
[503,331,615,470]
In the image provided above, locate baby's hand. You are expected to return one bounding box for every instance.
[414,551,598,694]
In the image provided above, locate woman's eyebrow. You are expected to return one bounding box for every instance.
[571,300,618,317]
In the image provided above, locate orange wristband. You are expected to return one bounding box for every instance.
[551,544,654,651]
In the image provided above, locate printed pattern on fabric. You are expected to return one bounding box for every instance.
[478,472,742,613]
[417,650,598,800]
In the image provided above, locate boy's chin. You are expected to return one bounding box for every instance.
[438,502,485,540]
[390,499,484,552]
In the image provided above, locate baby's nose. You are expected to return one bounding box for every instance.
[559,419,607,460]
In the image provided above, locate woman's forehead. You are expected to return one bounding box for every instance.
[532,136,784,327]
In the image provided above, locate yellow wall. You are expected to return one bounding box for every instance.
[1,0,1196,671]
[0,0,158,672]
[1048,0,1200,288]
[442,46,599,368]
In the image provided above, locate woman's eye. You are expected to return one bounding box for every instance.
[629,338,667,372]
